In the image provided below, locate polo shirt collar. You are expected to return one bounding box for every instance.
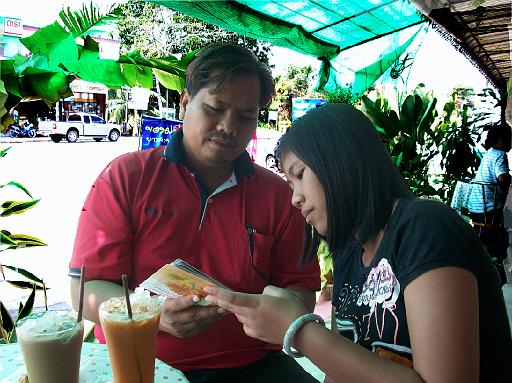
[162,129,255,178]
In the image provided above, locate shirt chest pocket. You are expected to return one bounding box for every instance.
[240,226,275,291]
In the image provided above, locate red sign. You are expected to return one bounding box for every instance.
[4,17,23,36]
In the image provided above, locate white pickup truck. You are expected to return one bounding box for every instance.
[38,113,121,143]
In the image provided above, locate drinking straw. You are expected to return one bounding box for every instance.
[122,274,133,320]
[77,265,86,323]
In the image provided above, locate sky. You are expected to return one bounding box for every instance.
[2,0,491,100]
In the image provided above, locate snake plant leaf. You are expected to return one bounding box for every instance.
[8,234,47,248]
[0,232,17,246]
[1,199,41,217]
[0,181,33,199]
[17,284,36,323]
[2,265,45,285]
[0,147,11,158]
[0,300,15,340]
[6,281,48,290]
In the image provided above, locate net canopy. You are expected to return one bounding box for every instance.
[149,0,426,94]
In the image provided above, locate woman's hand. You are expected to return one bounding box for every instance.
[204,285,308,344]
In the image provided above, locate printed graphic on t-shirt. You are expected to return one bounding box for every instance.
[336,258,401,345]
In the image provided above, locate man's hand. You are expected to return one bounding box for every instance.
[159,295,226,338]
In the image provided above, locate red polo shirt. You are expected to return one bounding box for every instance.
[69,131,320,371]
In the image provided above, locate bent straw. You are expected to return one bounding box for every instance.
[122,274,133,320]
[77,265,86,323]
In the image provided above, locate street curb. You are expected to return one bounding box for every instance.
[0,138,50,144]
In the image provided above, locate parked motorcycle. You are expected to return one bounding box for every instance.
[10,122,36,138]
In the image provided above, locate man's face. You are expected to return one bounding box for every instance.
[180,74,261,168]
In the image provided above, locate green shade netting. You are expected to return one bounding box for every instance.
[149,0,425,91]
[321,24,426,95]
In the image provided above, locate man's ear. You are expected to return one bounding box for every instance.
[179,90,190,120]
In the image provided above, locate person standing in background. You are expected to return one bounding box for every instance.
[469,121,512,285]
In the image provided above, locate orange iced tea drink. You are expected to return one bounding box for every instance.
[98,290,162,383]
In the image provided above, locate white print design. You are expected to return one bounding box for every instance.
[357,258,401,342]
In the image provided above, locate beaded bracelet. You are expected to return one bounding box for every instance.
[283,313,325,358]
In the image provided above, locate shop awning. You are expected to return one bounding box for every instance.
[411,1,511,94]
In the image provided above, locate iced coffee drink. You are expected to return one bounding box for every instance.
[16,311,84,383]
[99,288,163,383]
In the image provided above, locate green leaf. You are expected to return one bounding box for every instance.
[2,265,44,285]
[0,300,15,341]
[121,64,153,88]
[17,284,36,323]
[0,147,11,157]
[59,2,120,38]
[0,232,17,246]
[153,69,186,93]
[1,199,41,217]
[0,181,33,199]
[9,234,47,247]
[20,22,69,57]
[6,280,48,290]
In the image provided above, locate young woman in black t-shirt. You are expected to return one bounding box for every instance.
[205,103,512,382]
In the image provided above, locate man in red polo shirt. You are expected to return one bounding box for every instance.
[69,42,320,382]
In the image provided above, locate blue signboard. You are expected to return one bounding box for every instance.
[291,98,326,121]
[140,115,183,150]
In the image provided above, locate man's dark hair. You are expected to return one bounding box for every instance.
[277,103,414,262]
[186,42,275,108]
[484,121,512,150]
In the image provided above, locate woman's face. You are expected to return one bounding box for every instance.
[282,151,328,236]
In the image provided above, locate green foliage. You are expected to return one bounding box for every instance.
[435,91,481,202]
[273,65,315,127]
[0,149,47,344]
[359,84,484,204]
[360,84,440,197]
[0,2,195,128]
[317,241,333,289]
[322,86,358,104]
[117,1,272,65]
[59,1,120,38]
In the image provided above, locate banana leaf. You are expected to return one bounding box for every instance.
[121,64,154,89]
[20,22,70,58]
[59,2,120,38]
[153,69,186,93]
[1,199,41,217]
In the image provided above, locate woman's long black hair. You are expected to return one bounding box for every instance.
[277,103,413,262]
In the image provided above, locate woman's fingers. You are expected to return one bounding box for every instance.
[204,287,259,314]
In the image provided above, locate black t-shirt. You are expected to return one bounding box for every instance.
[332,198,512,381]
